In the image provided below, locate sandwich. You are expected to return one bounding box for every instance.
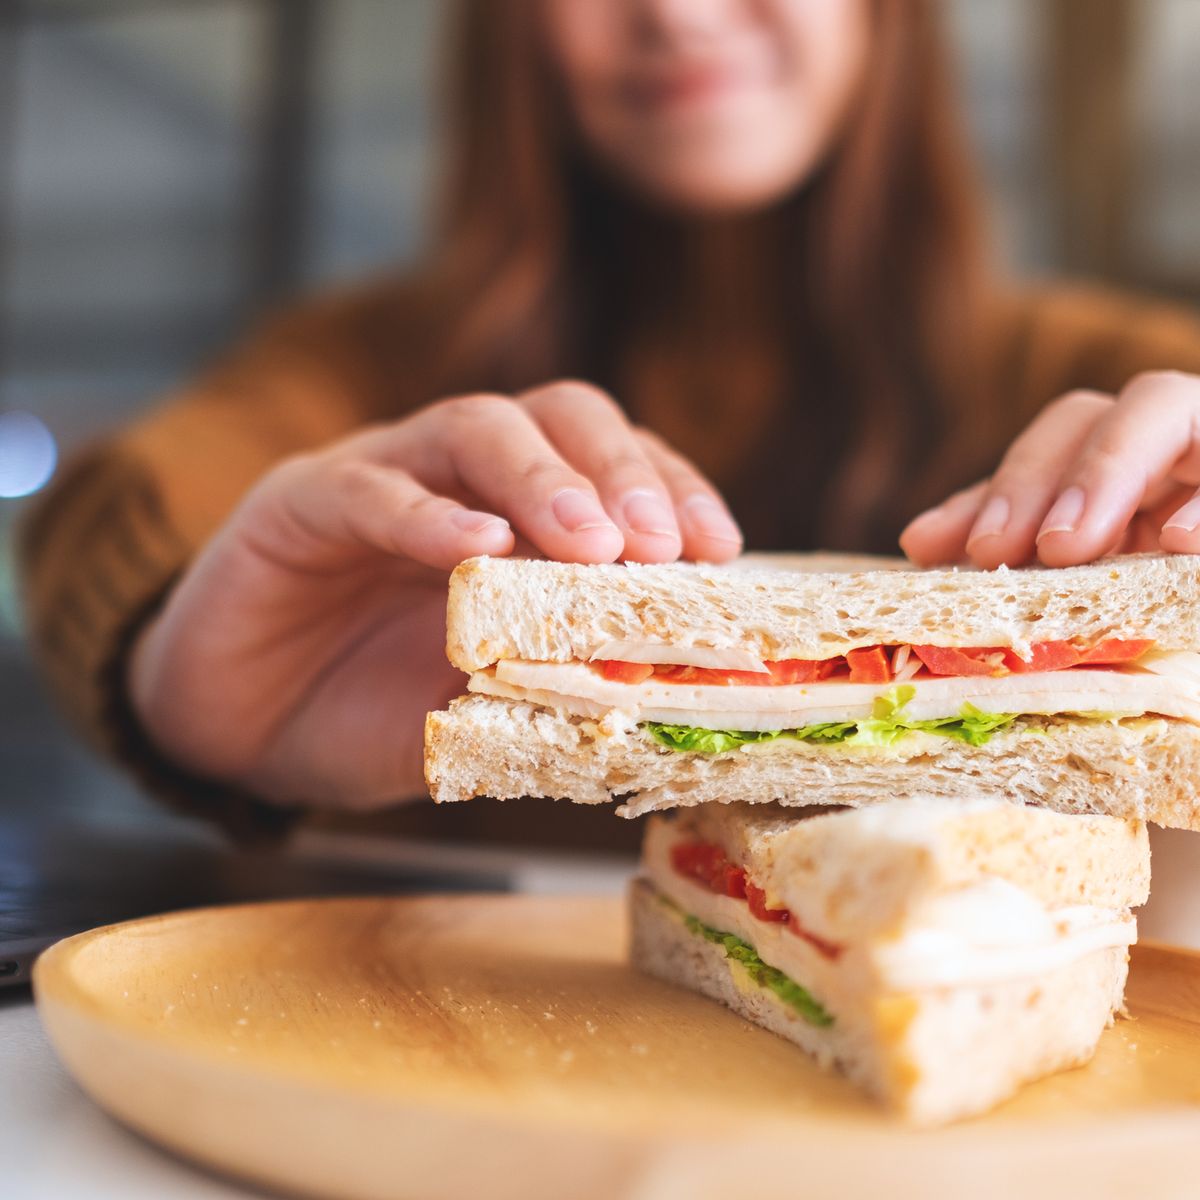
[632,798,1149,1125]
[425,553,1200,828]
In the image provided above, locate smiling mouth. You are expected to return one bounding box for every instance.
[624,59,775,114]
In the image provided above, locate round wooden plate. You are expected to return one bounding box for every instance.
[33,895,1200,1200]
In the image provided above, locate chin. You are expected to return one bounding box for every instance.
[615,144,818,217]
[635,168,807,216]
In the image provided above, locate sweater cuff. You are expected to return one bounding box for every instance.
[102,583,303,845]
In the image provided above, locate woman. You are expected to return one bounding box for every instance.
[20,0,1200,843]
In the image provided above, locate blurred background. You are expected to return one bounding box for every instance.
[1,0,1198,826]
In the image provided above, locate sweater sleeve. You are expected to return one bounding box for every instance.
[997,283,1200,424]
[17,279,415,840]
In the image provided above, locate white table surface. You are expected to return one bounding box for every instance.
[2,999,262,1200]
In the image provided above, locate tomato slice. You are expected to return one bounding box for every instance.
[790,924,844,961]
[653,664,777,686]
[1078,638,1155,665]
[1000,641,1082,673]
[670,841,728,890]
[846,645,892,683]
[765,659,820,684]
[745,881,790,924]
[671,841,747,898]
[719,864,747,899]
[911,645,1008,677]
[602,639,1153,690]
[1002,638,1154,673]
[595,659,655,684]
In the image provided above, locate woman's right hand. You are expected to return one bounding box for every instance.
[127,381,743,810]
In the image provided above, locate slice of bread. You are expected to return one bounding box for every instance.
[630,879,1130,1127]
[424,695,1200,830]
[664,800,1150,943]
[446,552,1200,669]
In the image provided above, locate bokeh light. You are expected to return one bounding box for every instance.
[0,411,58,499]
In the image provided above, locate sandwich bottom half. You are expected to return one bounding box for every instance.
[630,880,1129,1127]
[425,694,1200,829]
[629,801,1147,1126]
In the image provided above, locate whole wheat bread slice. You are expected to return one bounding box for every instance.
[424,695,1200,830]
[447,552,1200,669]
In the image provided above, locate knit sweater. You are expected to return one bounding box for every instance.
[17,277,1200,846]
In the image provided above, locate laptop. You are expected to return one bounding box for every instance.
[0,807,512,991]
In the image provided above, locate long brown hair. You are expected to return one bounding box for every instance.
[411,0,994,552]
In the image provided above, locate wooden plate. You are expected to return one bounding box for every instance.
[33,896,1200,1200]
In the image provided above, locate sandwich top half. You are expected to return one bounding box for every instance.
[450,553,1200,737]
[426,553,1200,827]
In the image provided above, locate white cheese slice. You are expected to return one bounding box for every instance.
[469,655,1200,729]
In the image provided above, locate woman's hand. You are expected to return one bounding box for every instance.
[128,381,742,809]
[901,371,1200,569]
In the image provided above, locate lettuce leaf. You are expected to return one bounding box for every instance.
[644,687,1019,754]
[641,726,786,754]
[682,914,834,1027]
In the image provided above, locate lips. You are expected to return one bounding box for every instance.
[621,54,776,114]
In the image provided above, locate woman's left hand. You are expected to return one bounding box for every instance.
[900,370,1200,568]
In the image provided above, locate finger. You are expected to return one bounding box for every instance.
[898,481,988,565]
[635,429,743,562]
[1160,484,1200,554]
[261,455,514,572]
[1036,371,1200,566]
[433,395,625,563]
[520,381,682,563]
[961,390,1112,568]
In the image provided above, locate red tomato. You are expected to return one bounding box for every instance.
[654,664,777,686]
[1000,641,1082,673]
[745,881,790,924]
[788,924,845,960]
[1001,638,1154,673]
[846,645,892,683]
[765,659,819,684]
[911,645,1008,677]
[768,658,847,683]
[671,841,747,898]
[719,864,748,899]
[670,841,727,890]
[595,660,655,684]
[1078,638,1155,665]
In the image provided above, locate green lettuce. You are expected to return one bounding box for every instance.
[645,685,1019,754]
[682,914,834,1027]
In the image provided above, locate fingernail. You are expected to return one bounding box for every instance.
[552,488,618,534]
[967,495,1010,545]
[902,508,948,539]
[451,509,510,535]
[1037,486,1086,540]
[682,495,742,545]
[1164,498,1200,534]
[622,490,678,538]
